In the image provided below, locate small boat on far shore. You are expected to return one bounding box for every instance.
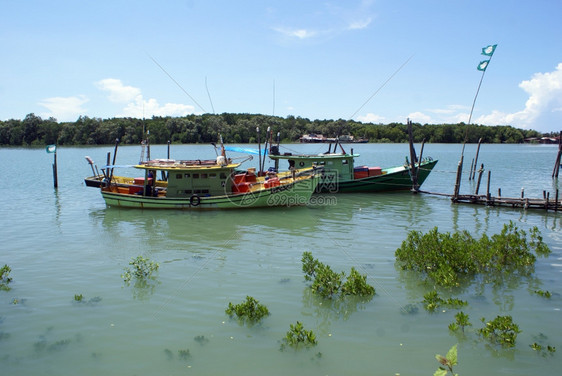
[299,134,368,143]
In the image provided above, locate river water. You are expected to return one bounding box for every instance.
[0,142,561,375]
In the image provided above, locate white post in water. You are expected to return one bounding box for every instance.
[46,144,58,188]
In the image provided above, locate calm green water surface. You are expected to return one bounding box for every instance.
[1,143,561,375]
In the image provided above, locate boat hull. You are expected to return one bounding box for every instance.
[317,159,438,193]
[100,174,320,210]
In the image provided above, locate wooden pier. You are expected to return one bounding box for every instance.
[419,189,561,212]
[416,134,561,213]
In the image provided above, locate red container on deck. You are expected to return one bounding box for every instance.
[354,166,369,179]
[368,167,382,176]
[129,185,143,194]
[233,174,246,184]
[354,171,369,179]
[264,178,280,188]
[232,182,251,193]
[133,177,153,185]
[245,173,257,183]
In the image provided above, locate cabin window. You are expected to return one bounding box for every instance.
[220,173,227,179]
[342,160,349,165]
[175,174,182,179]
[184,189,193,194]
[201,173,208,179]
[209,173,217,178]
[193,173,200,179]
[184,173,191,178]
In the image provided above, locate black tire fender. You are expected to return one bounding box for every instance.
[190,194,201,206]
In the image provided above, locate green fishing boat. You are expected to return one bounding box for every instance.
[268,145,437,194]
[97,157,320,210]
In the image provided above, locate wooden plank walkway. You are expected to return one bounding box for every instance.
[419,190,561,212]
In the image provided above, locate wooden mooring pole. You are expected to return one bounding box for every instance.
[475,164,484,194]
[486,170,491,204]
[553,131,562,178]
[52,149,58,188]
[453,156,464,201]
[408,119,419,192]
[471,138,482,180]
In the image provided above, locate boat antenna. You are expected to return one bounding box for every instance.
[272,79,276,116]
[256,127,262,174]
[205,76,215,114]
[261,126,271,173]
[349,54,414,119]
[219,134,226,158]
[147,53,207,113]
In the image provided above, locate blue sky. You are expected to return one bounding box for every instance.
[2,0,561,133]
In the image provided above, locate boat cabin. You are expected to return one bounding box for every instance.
[135,159,241,198]
[270,153,358,182]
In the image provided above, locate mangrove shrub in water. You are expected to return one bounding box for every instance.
[121,256,159,285]
[302,252,375,299]
[395,222,550,287]
[225,296,270,325]
[0,264,13,291]
[280,321,318,351]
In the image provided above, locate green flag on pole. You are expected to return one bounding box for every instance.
[477,60,490,71]
[481,44,497,56]
[46,144,57,153]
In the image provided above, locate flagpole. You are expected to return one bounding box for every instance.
[462,46,496,157]
[468,51,495,126]
[461,68,486,157]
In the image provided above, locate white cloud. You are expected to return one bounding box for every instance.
[406,111,432,124]
[347,17,372,30]
[357,65,562,132]
[39,95,89,121]
[96,78,196,118]
[273,27,317,39]
[476,63,562,132]
[272,1,374,41]
[95,78,141,103]
[120,97,195,118]
[357,113,386,124]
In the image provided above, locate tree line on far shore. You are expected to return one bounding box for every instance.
[0,113,549,147]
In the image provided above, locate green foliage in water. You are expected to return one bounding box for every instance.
[302,252,375,299]
[395,222,550,287]
[73,294,102,305]
[280,321,317,351]
[448,311,472,333]
[434,344,458,376]
[478,315,521,348]
[529,333,557,356]
[122,256,159,284]
[534,289,551,298]
[0,264,13,291]
[342,267,376,296]
[177,349,191,360]
[422,291,467,312]
[225,296,270,325]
